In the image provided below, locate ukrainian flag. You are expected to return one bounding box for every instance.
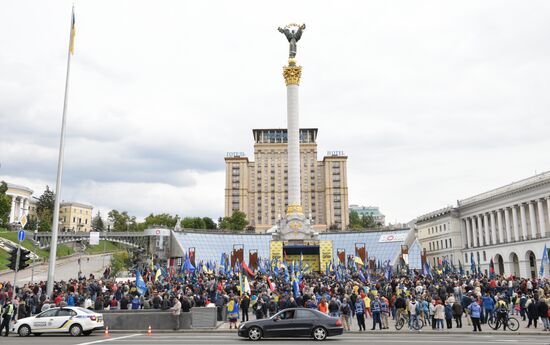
[69,7,76,55]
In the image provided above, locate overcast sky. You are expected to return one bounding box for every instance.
[1,0,549,223]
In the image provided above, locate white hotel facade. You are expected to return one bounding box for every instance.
[416,171,550,279]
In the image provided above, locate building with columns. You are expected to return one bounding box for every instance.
[5,183,33,225]
[416,171,550,279]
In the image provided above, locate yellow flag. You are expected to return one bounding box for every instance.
[69,8,76,55]
[354,256,364,266]
[155,268,161,282]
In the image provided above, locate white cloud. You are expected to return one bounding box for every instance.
[1,0,549,222]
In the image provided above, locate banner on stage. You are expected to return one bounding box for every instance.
[378,233,406,243]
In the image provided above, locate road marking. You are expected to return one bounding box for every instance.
[75,333,141,345]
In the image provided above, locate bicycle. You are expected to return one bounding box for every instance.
[395,314,424,330]
[487,315,519,331]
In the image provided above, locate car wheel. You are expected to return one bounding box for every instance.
[248,326,262,341]
[312,326,327,341]
[70,324,83,336]
[83,330,93,336]
[18,325,31,337]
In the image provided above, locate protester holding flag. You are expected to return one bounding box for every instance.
[227,296,240,329]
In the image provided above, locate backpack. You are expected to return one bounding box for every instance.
[342,303,351,315]
[416,302,422,314]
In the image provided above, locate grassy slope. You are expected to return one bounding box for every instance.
[0,249,9,270]
[84,240,121,254]
[0,230,74,259]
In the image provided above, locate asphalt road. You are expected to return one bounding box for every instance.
[2,332,549,345]
[0,254,111,284]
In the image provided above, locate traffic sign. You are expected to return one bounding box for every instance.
[20,215,27,229]
[18,230,25,242]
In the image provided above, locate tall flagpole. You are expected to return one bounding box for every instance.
[47,6,75,297]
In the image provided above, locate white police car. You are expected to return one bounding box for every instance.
[12,306,104,337]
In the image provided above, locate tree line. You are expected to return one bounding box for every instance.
[0,182,250,232]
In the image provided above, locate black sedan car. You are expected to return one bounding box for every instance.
[238,308,343,341]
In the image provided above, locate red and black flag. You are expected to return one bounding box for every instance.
[489,258,495,278]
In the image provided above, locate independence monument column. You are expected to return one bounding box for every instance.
[269,23,317,242]
[280,23,305,211]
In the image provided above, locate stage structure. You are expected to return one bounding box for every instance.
[267,23,333,272]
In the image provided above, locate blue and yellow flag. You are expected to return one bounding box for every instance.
[69,7,76,55]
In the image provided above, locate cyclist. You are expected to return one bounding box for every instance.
[495,296,509,330]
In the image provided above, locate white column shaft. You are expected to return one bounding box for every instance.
[497,210,504,243]
[538,199,547,238]
[477,215,483,246]
[490,212,497,245]
[9,196,16,223]
[483,213,490,245]
[505,208,513,242]
[17,198,23,220]
[464,219,471,248]
[471,217,478,247]
[520,203,528,240]
[286,84,301,206]
[511,206,520,241]
[528,202,538,239]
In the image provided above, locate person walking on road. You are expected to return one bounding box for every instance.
[227,296,240,330]
[370,296,382,330]
[340,298,352,331]
[468,298,482,332]
[452,301,463,328]
[171,295,182,330]
[240,294,250,322]
[355,296,366,331]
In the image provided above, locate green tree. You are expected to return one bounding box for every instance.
[348,210,381,230]
[36,186,55,231]
[202,217,217,230]
[181,217,206,229]
[107,210,137,231]
[110,251,131,277]
[348,210,362,230]
[218,210,248,231]
[0,182,11,226]
[91,211,105,231]
[144,213,178,228]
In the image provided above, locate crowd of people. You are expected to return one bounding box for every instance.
[0,265,549,335]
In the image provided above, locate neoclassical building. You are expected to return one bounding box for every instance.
[5,183,33,225]
[416,171,550,279]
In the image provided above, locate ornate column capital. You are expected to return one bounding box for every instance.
[283,65,302,86]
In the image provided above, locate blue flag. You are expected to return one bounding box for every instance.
[136,270,148,296]
[284,266,289,283]
[183,255,195,273]
[358,270,366,283]
[292,273,300,298]
[470,252,476,274]
[540,244,548,278]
